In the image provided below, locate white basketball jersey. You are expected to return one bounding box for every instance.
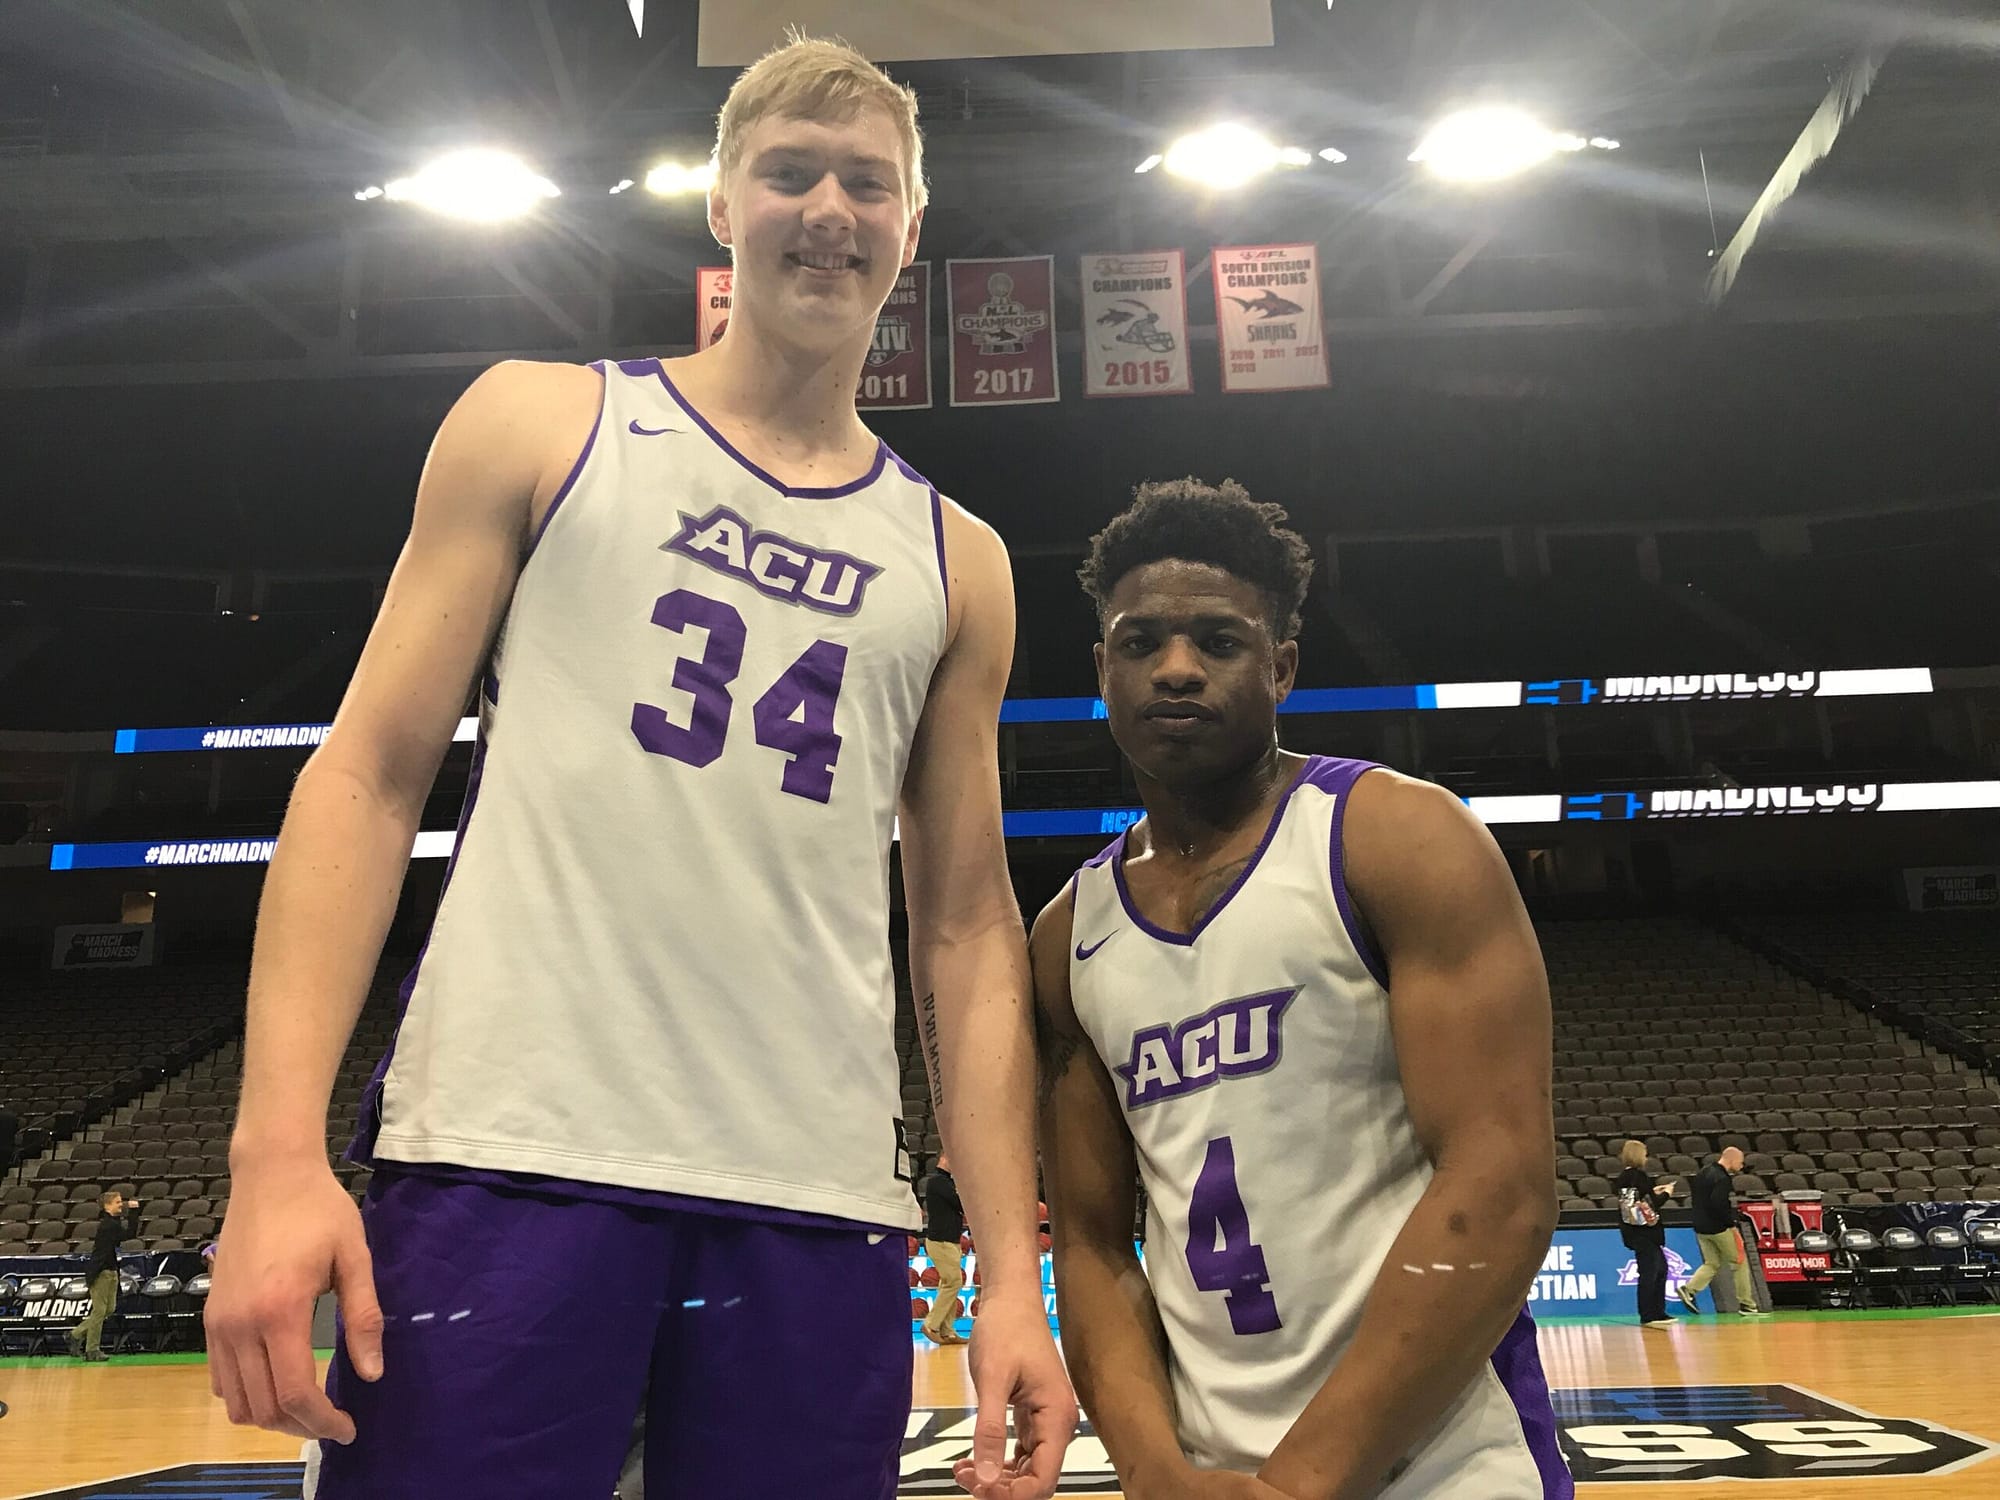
[365,358,948,1228]
[1068,756,1568,1494]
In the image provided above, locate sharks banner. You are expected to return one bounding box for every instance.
[1212,242,1328,393]
[1080,250,1192,398]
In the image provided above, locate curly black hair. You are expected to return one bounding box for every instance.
[1077,477,1314,640]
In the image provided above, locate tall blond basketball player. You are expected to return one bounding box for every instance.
[206,35,1074,1500]
[1033,480,1570,1499]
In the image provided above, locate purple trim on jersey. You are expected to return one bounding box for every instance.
[883,447,951,613]
[525,361,606,555]
[1490,1307,1575,1498]
[1110,759,1315,947]
[1082,833,1125,872]
[346,730,492,1165]
[376,1160,905,1235]
[649,362,889,499]
[1299,756,1391,990]
[930,488,949,610]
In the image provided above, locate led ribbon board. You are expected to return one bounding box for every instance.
[109,668,1935,750]
[48,780,2000,868]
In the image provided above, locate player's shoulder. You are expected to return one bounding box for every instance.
[1028,880,1078,966]
[461,356,603,410]
[1342,764,1477,845]
[442,359,602,457]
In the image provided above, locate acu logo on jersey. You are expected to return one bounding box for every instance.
[1117,987,1296,1110]
[664,504,883,617]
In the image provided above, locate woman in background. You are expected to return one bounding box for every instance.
[1616,1140,1678,1328]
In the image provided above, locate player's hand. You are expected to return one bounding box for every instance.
[952,1289,1078,1500]
[204,1149,382,1444]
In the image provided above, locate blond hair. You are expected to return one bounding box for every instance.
[1619,1140,1648,1170]
[715,32,927,211]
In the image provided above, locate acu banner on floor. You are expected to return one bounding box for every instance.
[1081,250,1193,398]
[857,262,932,411]
[695,266,732,350]
[947,256,1059,407]
[1212,242,1329,393]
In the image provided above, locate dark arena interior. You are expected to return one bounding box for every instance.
[0,2,1997,1497]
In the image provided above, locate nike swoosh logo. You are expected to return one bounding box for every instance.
[629,420,681,436]
[1074,934,1113,961]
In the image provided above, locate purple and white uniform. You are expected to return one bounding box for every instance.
[361,356,947,1227]
[312,358,948,1499]
[1066,756,1571,1496]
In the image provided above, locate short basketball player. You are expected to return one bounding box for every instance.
[1031,480,1571,1498]
[206,35,1073,1500]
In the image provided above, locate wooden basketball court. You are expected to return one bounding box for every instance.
[2,1311,1995,1497]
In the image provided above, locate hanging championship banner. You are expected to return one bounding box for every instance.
[1081,250,1193,399]
[695,266,732,350]
[948,256,1060,407]
[1212,242,1328,393]
[858,263,932,411]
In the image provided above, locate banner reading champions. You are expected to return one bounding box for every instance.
[947,255,1060,407]
[695,266,732,350]
[1212,242,1328,393]
[1080,250,1192,398]
[857,262,932,410]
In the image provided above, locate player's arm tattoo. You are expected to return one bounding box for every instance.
[1033,995,1083,1115]
[917,989,945,1115]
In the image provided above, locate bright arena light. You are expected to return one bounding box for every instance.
[1163,123,1280,189]
[1134,153,1164,174]
[645,160,716,196]
[382,149,559,221]
[1411,107,1563,182]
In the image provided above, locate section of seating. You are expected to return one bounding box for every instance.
[1544,917,2000,1213]
[0,965,243,1169]
[1738,910,1999,1074]
[1,965,401,1258]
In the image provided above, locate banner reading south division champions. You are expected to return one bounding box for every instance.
[1080,250,1192,398]
[695,266,732,350]
[856,262,932,410]
[947,255,1059,406]
[1212,242,1328,393]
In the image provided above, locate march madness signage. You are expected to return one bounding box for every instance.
[1080,250,1192,398]
[695,266,732,350]
[1904,865,2000,911]
[858,262,932,411]
[50,922,155,969]
[1212,242,1328,393]
[947,255,1060,407]
[1551,1384,1995,1484]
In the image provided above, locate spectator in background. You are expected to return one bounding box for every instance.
[67,1190,141,1361]
[1678,1146,1764,1316]
[1615,1141,1678,1328]
[921,1151,970,1347]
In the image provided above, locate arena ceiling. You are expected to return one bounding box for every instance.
[0,0,1995,564]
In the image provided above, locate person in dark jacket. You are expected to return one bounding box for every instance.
[1678,1147,1763,1315]
[67,1190,141,1360]
[919,1152,969,1346]
[1615,1141,1679,1327]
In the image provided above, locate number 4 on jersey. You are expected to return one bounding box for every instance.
[1185,1135,1282,1335]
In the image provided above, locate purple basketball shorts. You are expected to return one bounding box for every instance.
[307,1169,912,1499]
